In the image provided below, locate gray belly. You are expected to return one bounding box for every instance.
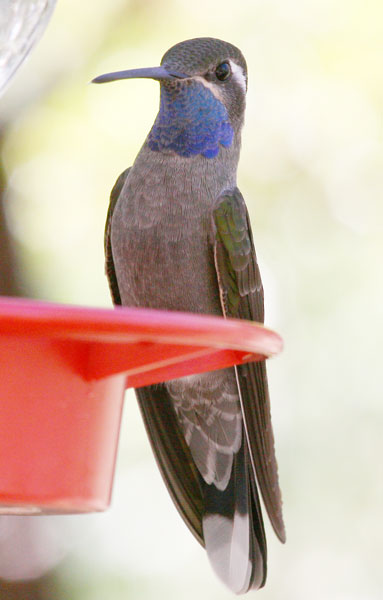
[111,221,223,316]
[109,155,244,492]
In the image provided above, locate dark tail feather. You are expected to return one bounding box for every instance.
[202,437,267,593]
[137,385,267,593]
[136,385,205,545]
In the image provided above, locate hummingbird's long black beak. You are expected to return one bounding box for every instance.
[91,66,188,84]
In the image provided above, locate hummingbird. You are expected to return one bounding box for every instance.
[93,37,285,593]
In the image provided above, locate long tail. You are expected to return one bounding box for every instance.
[137,384,267,593]
[202,434,267,593]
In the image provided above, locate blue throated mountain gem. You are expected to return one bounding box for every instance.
[93,37,285,593]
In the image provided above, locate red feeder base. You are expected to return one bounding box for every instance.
[0,297,282,515]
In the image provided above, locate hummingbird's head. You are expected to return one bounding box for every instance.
[93,37,248,159]
[160,38,247,126]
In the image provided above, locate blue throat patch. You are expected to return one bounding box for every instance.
[148,80,234,159]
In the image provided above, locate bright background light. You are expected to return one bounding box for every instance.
[0,1,382,598]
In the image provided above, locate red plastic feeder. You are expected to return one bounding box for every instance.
[0,297,283,515]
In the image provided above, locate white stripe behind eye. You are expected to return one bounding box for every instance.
[192,61,247,99]
[228,60,247,93]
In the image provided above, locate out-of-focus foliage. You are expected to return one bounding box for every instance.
[0,0,382,598]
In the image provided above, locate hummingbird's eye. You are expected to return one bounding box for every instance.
[215,62,231,81]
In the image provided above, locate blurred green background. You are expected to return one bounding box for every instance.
[0,0,382,598]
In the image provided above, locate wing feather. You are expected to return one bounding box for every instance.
[213,189,285,542]
[136,385,205,545]
[104,168,131,306]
